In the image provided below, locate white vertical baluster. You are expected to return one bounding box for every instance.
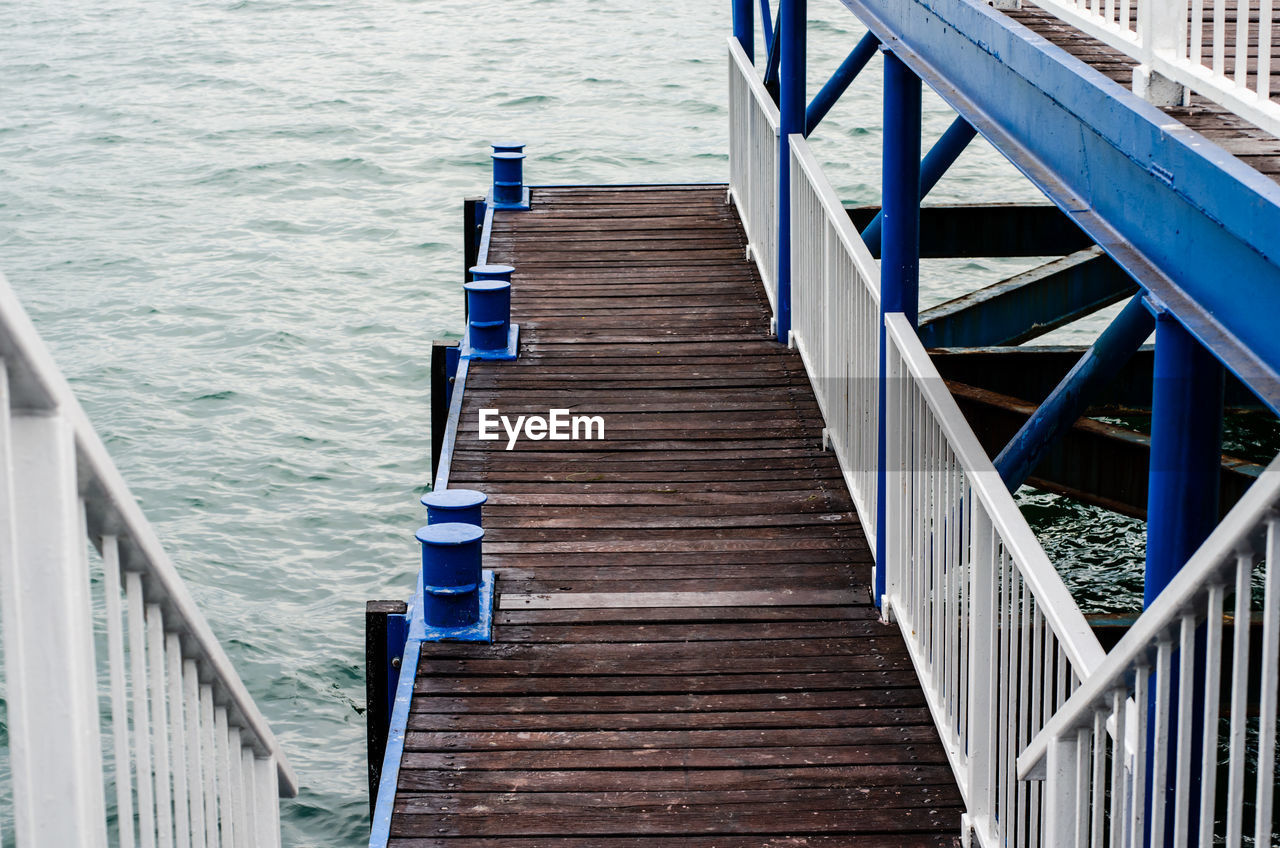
[253,756,281,848]
[167,634,190,848]
[200,686,220,848]
[1198,583,1224,848]
[128,573,158,848]
[1234,0,1250,82]
[215,708,234,848]
[1174,613,1197,840]
[968,506,997,830]
[240,745,258,844]
[1226,551,1253,845]
[1131,664,1150,847]
[183,660,206,848]
[1259,0,1273,98]
[1109,690,1127,848]
[1213,0,1227,72]
[1191,0,1206,64]
[0,391,109,847]
[103,536,137,848]
[1254,519,1279,844]
[227,728,246,848]
[1151,637,1173,848]
[148,606,174,848]
[1090,708,1106,848]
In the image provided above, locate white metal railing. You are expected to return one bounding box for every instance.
[1019,454,1280,848]
[884,313,1107,848]
[1030,0,1280,136]
[788,135,881,552]
[0,272,297,847]
[727,37,781,315]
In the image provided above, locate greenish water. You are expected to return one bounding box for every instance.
[0,0,1259,844]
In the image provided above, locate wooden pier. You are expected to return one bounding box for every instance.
[387,186,963,845]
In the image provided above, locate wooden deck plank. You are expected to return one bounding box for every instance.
[391,186,961,845]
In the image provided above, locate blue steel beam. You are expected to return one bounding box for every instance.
[993,293,1155,491]
[734,0,755,62]
[759,0,774,46]
[861,116,977,250]
[763,13,782,90]
[875,50,922,604]
[835,0,1280,412]
[918,247,1136,347]
[806,32,880,135]
[776,0,806,343]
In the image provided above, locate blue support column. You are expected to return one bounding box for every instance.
[874,50,922,605]
[758,0,774,45]
[764,18,782,92]
[805,33,879,136]
[733,0,754,62]
[1144,309,1223,845]
[775,0,805,344]
[862,116,976,251]
[1146,311,1224,605]
[993,293,1154,490]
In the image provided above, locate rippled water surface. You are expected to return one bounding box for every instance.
[1,0,1130,844]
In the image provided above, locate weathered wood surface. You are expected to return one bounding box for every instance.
[389,186,962,846]
[1012,2,1280,179]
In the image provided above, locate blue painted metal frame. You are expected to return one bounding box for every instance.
[776,0,805,343]
[861,115,976,250]
[734,0,755,61]
[759,0,774,44]
[874,50,922,605]
[994,293,1154,490]
[805,32,879,136]
[835,0,1280,412]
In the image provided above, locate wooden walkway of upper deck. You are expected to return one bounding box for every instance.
[1009,1,1280,180]
[388,185,963,846]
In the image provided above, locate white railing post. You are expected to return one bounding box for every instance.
[966,506,997,831]
[0,402,108,848]
[1135,0,1189,105]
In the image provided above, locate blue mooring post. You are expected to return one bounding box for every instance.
[491,143,530,210]
[421,488,488,527]
[804,32,879,136]
[416,523,484,628]
[733,0,754,62]
[468,263,514,282]
[994,293,1154,491]
[775,0,805,344]
[463,279,519,359]
[874,50,921,607]
[861,116,976,251]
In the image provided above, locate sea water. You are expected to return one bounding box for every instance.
[0,0,1208,842]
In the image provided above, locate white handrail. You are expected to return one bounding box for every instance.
[1029,0,1280,137]
[788,134,881,553]
[727,37,781,316]
[0,272,296,847]
[884,312,1105,847]
[1019,454,1280,847]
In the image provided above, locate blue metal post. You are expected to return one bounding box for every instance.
[764,19,782,92]
[421,489,487,527]
[733,0,754,62]
[1145,311,1224,605]
[1144,309,1223,845]
[775,0,805,344]
[805,33,879,136]
[415,523,484,629]
[993,293,1154,490]
[758,0,774,45]
[874,50,921,605]
[862,116,976,250]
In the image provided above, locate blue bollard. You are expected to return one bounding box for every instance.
[421,488,487,527]
[491,142,525,154]
[492,152,526,206]
[415,523,484,629]
[464,280,511,352]
[468,263,514,282]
